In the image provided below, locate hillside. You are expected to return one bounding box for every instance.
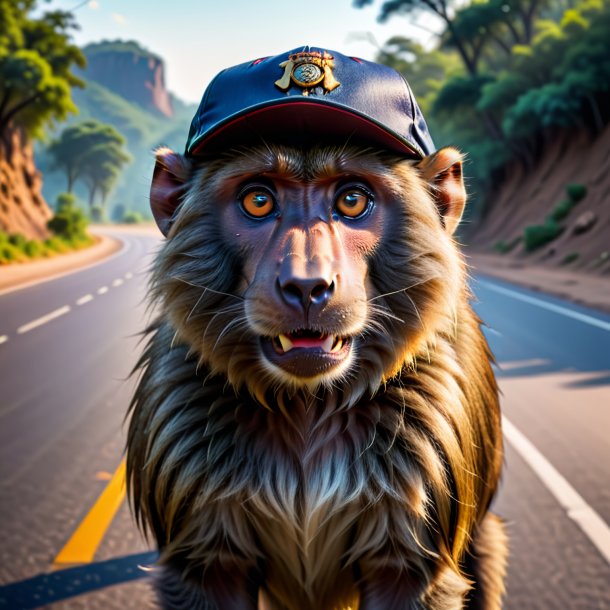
[470,124,610,276]
[0,131,51,240]
[38,40,197,220]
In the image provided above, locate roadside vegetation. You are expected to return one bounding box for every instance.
[0,1,142,266]
[492,182,588,253]
[0,193,93,265]
[357,0,610,221]
[37,40,197,222]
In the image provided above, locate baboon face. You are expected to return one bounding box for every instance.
[150,144,465,401]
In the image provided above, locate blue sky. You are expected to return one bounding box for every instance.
[49,0,439,103]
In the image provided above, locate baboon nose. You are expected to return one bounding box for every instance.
[278,278,335,311]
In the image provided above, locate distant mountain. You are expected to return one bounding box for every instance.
[82,40,174,118]
[38,40,198,220]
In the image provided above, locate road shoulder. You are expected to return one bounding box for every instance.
[0,225,160,296]
[467,251,610,315]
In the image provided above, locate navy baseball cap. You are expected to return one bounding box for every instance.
[185,45,435,159]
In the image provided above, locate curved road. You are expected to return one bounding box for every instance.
[0,230,608,609]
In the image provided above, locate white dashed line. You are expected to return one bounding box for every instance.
[17,306,71,334]
[7,269,135,339]
[503,416,610,565]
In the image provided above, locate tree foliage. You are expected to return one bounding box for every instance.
[357,0,610,215]
[0,0,85,150]
[375,37,461,116]
[48,120,131,208]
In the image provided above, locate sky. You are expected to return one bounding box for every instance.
[48,0,440,104]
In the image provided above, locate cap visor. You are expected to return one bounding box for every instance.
[188,100,423,158]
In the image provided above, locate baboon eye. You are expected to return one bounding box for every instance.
[240,188,276,219]
[335,187,374,219]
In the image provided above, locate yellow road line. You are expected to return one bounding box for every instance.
[54,459,126,565]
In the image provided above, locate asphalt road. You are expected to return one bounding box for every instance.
[0,230,609,609]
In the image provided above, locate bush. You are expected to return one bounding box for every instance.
[8,233,27,249]
[44,237,70,253]
[48,205,88,241]
[0,223,95,265]
[0,242,26,264]
[55,192,77,211]
[566,183,587,202]
[523,221,564,252]
[494,236,522,254]
[122,210,144,224]
[23,240,44,258]
[547,199,576,223]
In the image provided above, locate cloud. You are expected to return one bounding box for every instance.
[111,13,127,25]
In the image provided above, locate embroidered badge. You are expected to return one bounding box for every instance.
[275,51,340,96]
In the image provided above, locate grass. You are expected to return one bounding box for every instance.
[0,231,94,265]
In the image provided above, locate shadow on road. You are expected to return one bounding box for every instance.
[0,551,158,609]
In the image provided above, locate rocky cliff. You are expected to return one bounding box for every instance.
[0,131,52,240]
[82,41,173,118]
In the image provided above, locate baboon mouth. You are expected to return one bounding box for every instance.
[273,330,348,354]
[261,330,352,378]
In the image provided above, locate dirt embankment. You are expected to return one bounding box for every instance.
[470,124,610,276]
[0,130,52,240]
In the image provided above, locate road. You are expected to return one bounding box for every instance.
[0,230,609,609]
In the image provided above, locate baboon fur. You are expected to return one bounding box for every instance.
[127,143,507,610]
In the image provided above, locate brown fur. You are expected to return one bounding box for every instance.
[127,144,507,609]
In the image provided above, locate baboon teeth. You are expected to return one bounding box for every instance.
[278,333,294,352]
[320,335,334,352]
[330,336,344,353]
[274,333,345,353]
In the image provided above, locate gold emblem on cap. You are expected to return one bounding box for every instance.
[275,51,340,96]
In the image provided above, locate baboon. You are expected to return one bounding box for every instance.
[127,46,507,610]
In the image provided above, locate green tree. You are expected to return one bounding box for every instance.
[80,140,131,209]
[375,36,462,116]
[355,0,548,75]
[47,120,131,207]
[0,0,85,154]
[47,123,88,192]
[48,119,130,193]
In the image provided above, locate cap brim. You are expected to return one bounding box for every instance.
[187,100,424,158]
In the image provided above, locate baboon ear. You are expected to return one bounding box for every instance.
[150,147,192,236]
[417,147,466,235]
